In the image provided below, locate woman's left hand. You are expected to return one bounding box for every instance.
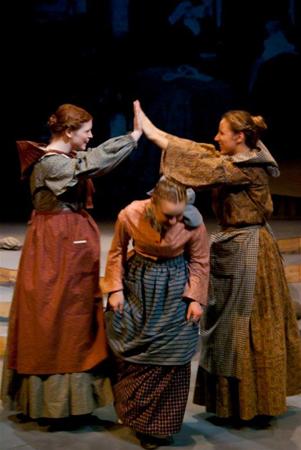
[108,290,125,314]
[131,100,142,142]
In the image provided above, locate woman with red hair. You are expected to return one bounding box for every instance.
[1,103,141,428]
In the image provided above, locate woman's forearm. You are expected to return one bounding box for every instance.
[142,114,168,149]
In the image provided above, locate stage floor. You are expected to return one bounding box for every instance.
[1,219,301,450]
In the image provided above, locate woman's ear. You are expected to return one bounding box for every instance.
[236,131,245,144]
[65,128,73,139]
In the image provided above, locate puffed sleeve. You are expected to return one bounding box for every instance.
[75,134,137,177]
[101,209,131,294]
[161,135,253,187]
[183,223,210,305]
[39,155,78,196]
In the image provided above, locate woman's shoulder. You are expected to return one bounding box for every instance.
[36,153,75,179]
[119,199,149,221]
[123,199,149,213]
[167,134,217,153]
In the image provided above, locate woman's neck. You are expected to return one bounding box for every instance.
[234,142,251,155]
[45,139,72,154]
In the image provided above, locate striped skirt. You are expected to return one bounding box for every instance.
[105,253,199,365]
[105,253,199,434]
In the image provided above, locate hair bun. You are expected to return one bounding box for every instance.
[47,114,58,127]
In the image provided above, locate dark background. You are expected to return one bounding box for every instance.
[2,0,301,222]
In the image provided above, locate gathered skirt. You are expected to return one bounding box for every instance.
[194,227,301,420]
[105,253,199,365]
[1,359,113,419]
[111,358,191,436]
[1,209,111,418]
[106,252,199,434]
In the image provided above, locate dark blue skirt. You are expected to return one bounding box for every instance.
[105,253,199,365]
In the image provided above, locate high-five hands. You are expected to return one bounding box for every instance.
[133,100,168,150]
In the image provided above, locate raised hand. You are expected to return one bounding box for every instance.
[131,99,142,142]
[133,100,168,150]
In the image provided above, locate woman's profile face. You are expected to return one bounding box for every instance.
[68,120,93,151]
[214,118,242,155]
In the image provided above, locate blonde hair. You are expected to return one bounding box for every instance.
[152,177,187,205]
[222,110,267,148]
[47,103,92,136]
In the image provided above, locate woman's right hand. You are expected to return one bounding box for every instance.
[108,290,125,314]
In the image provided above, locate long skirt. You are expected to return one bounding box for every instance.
[1,359,113,419]
[111,359,191,436]
[106,253,199,435]
[1,209,111,418]
[194,227,301,420]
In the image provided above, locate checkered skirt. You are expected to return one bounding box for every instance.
[199,225,260,378]
[111,358,191,435]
